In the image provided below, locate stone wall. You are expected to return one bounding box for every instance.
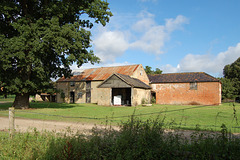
[91,81,104,104]
[132,88,151,106]
[56,81,86,103]
[97,88,111,106]
[132,64,150,85]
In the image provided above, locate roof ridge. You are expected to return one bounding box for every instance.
[148,72,219,83]
[159,72,205,75]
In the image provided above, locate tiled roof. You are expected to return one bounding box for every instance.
[57,64,140,82]
[115,73,151,89]
[148,72,220,83]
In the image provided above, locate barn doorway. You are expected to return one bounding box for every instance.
[112,88,131,106]
[70,91,75,103]
[151,91,156,104]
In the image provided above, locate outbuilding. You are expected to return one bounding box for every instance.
[148,72,221,105]
[56,64,151,106]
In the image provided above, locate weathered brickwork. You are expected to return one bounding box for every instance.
[151,82,221,105]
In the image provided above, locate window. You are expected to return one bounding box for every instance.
[78,92,83,99]
[190,82,197,90]
[70,82,75,87]
[140,70,143,75]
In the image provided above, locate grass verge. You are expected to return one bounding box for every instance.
[0,102,240,132]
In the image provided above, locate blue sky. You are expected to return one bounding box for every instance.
[72,0,240,77]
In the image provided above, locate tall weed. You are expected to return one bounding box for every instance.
[1,116,240,159]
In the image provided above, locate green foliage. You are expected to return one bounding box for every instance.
[1,118,240,159]
[60,91,65,102]
[0,0,112,108]
[223,57,240,98]
[141,98,147,104]
[144,66,162,75]
[151,96,156,104]
[219,77,237,100]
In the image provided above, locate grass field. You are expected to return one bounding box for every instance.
[0,95,15,102]
[0,101,240,132]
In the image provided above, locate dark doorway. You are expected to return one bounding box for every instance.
[51,95,56,102]
[151,91,156,104]
[70,91,75,103]
[86,81,91,103]
[112,88,131,106]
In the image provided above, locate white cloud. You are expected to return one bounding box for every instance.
[162,43,240,76]
[165,15,189,32]
[92,11,188,63]
[162,64,181,73]
[93,29,129,63]
[130,14,189,55]
[131,12,155,32]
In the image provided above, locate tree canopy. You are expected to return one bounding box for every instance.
[0,0,112,108]
[144,66,163,75]
[219,77,237,100]
[222,57,240,100]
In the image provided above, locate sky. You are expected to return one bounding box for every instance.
[72,0,240,77]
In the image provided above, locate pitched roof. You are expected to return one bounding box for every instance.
[115,73,151,89]
[98,73,151,89]
[148,72,220,83]
[57,64,140,82]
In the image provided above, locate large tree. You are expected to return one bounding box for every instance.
[0,0,112,109]
[223,57,240,100]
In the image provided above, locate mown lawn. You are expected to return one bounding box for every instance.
[0,95,15,102]
[0,101,240,132]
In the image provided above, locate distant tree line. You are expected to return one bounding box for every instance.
[144,66,163,75]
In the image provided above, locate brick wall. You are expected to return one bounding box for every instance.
[151,82,221,105]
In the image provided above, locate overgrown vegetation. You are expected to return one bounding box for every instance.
[1,117,240,159]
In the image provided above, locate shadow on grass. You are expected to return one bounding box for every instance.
[0,101,92,110]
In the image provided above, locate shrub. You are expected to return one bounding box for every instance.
[151,96,156,104]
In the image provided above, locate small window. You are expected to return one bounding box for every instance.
[140,70,143,75]
[78,92,83,99]
[70,82,75,87]
[190,82,197,90]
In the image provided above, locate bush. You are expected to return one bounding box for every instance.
[151,96,156,104]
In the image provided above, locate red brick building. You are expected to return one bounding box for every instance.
[148,72,221,105]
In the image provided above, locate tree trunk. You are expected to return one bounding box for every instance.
[12,93,30,109]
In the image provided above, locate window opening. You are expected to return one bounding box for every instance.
[190,82,197,90]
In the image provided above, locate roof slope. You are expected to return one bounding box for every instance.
[148,72,220,83]
[98,73,151,89]
[57,64,140,82]
[115,73,151,89]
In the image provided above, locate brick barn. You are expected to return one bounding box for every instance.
[148,72,221,105]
